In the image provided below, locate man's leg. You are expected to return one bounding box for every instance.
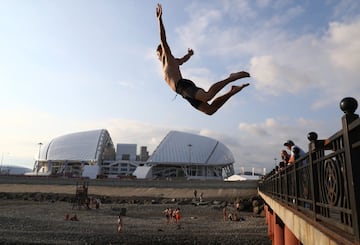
[196,71,250,102]
[197,84,250,115]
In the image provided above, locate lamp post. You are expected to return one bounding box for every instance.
[0,152,9,174]
[188,144,192,164]
[33,143,43,174]
[187,144,192,177]
[38,142,43,160]
[274,157,277,169]
[0,153,4,174]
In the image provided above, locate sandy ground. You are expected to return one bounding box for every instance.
[0,199,270,245]
[0,181,269,244]
[0,184,257,200]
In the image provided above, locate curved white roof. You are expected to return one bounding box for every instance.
[39,129,115,162]
[148,131,234,166]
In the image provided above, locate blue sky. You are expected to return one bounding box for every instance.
[1,0,359,173]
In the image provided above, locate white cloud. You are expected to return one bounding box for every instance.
[250,54,315,95]
[176,7,222,50]
[245,18,360,107]
[239,122,269,136]
[326,21,360,73]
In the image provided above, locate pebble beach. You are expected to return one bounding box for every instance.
[0,178,270,244]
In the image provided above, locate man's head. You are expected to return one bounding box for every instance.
[284,140,294,149]
[156,44,162,60]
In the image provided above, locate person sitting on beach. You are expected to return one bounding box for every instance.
[70,214,79,221]
[93,198,101,209]
[84,197,91,209]
[228,212,235,221]
[228,211,245,222]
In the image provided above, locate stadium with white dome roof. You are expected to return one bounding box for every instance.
[28,129,235,180]
[134,131,235,180]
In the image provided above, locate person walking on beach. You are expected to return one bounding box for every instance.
[175,208,181,229]
[168,207,174,222]
[163,207,171,223]
[156,4,250,115]
[117,215,123,233]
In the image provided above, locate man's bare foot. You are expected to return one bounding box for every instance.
[230,83,250,93]
[229,71,250,80]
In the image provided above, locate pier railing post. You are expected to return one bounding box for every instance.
[340,97,360,242]
[307,132,320,219]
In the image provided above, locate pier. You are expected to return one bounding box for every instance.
[259,97,360,244]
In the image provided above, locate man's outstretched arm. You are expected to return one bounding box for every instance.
[156,4,171,54]
[177,48,194,65]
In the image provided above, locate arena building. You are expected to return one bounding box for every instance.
[133,131,235,180]
[27,129,235,180]
[29,129,115,177]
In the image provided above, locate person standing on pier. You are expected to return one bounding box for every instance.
[283,140,305,164]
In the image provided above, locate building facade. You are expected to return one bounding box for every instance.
[28,129,234,180]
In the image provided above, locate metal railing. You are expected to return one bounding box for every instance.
[259,97,360,243]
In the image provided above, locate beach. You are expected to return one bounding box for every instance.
[0,178,270,244]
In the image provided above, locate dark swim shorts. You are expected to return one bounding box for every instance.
[175,79,202,109]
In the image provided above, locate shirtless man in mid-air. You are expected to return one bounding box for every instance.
[156,4,250,115]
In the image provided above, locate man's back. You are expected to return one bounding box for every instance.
[292,145,305,160]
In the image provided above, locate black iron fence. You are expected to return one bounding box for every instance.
[259,97,360,243]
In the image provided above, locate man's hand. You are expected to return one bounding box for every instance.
[177,48,194,65]
[187,48,194,56]
[156,4,162,18]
